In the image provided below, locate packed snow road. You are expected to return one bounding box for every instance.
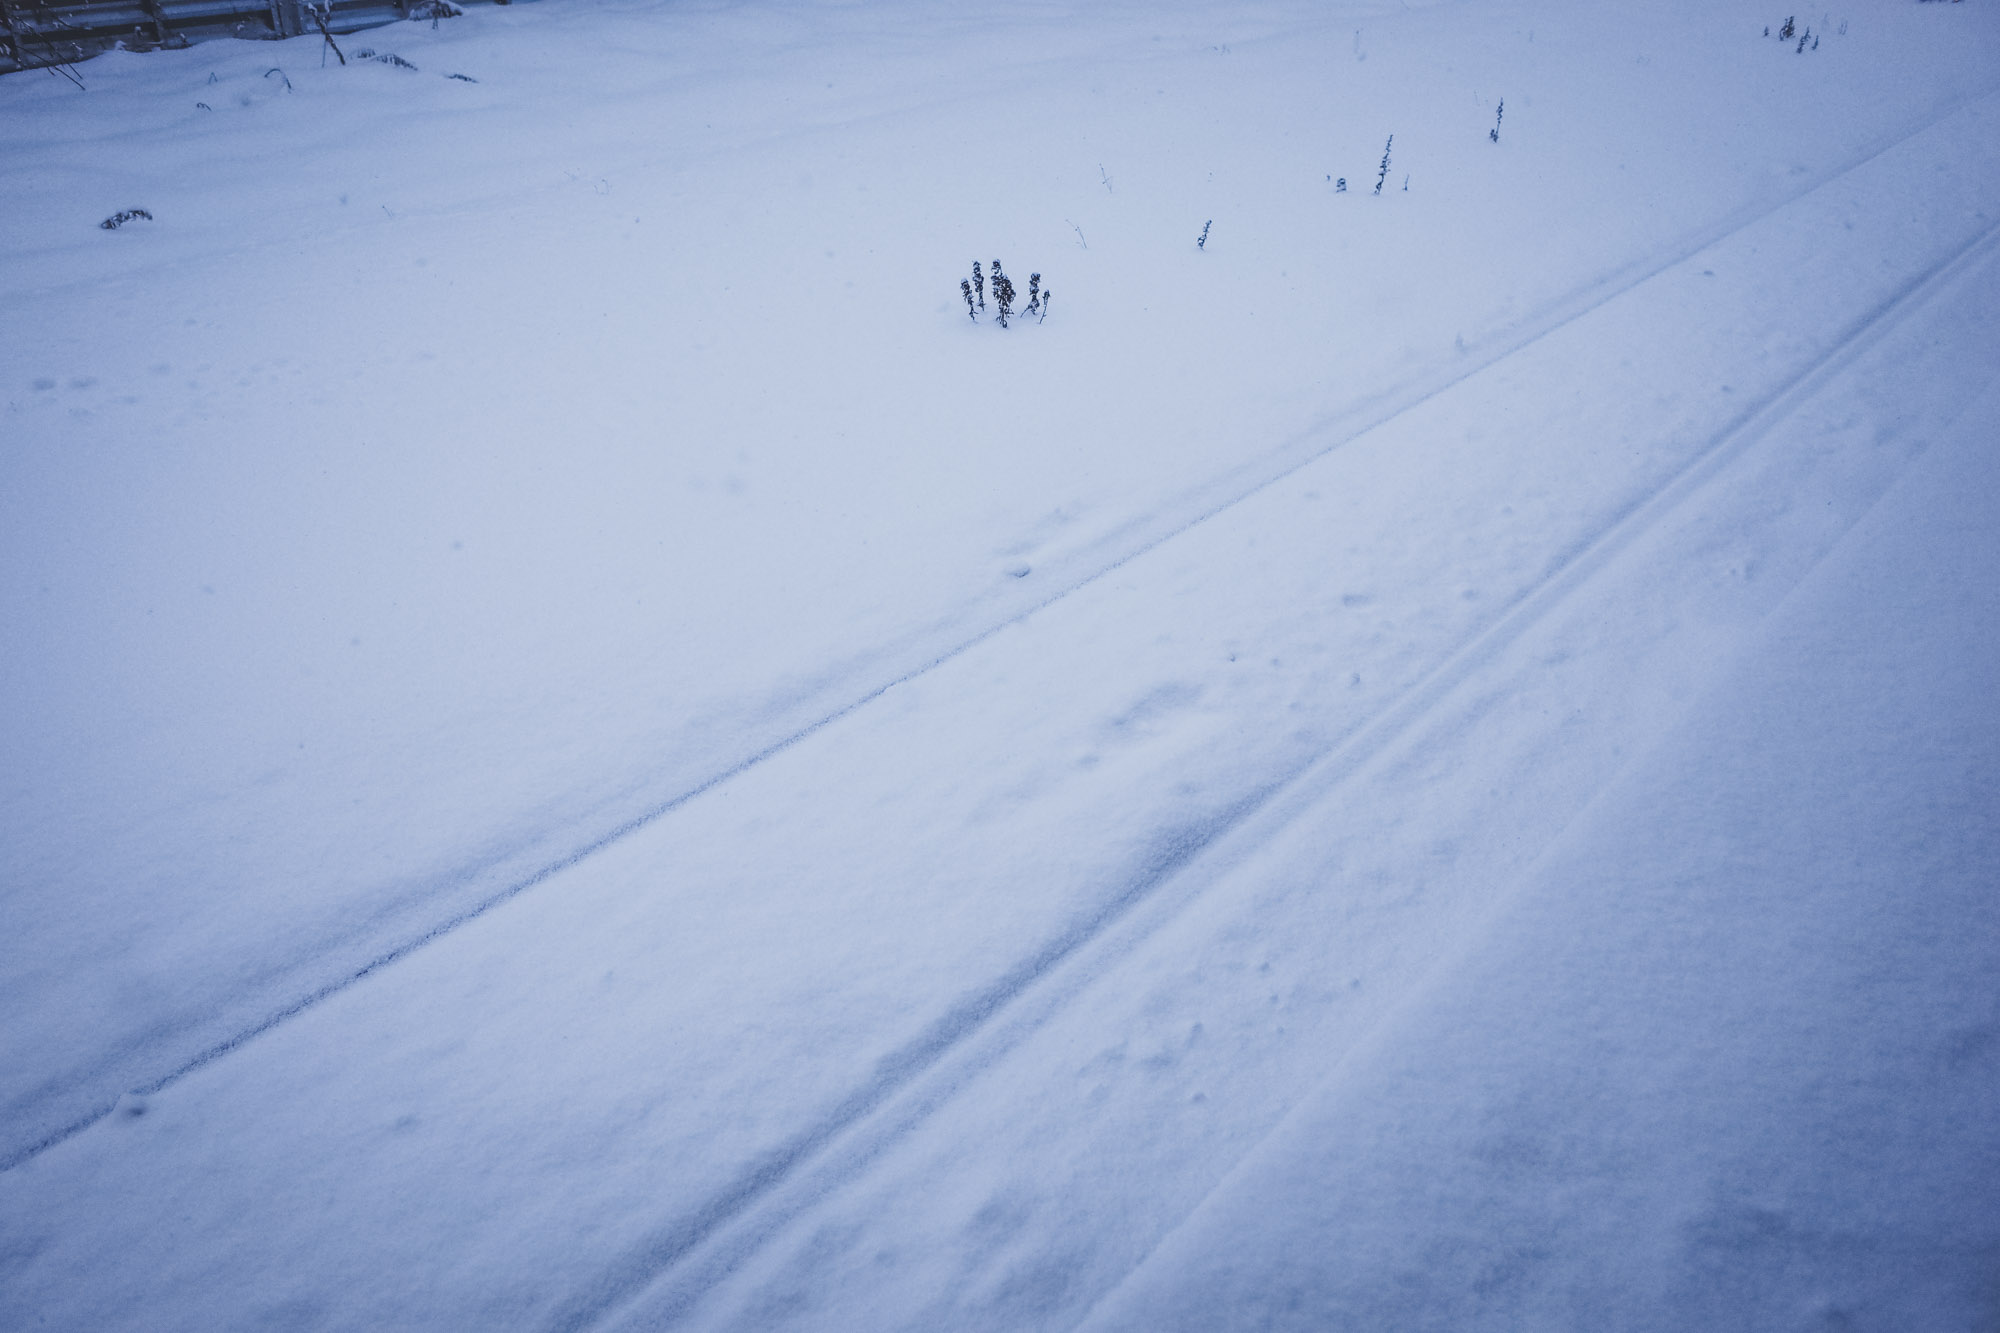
[3,2,1998,1329]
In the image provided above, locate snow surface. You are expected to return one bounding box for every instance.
[2,0,1997,1328]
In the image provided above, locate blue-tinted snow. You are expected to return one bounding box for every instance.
[2,1,1996,1328]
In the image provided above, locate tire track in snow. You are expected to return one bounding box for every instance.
[555,204,2000,1333]
[5,89,1992,1177]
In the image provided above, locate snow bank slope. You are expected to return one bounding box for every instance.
[610,247,2000,1333]
[1081,384,2000,1332]
[2,2,1998,1330]
[6,0,1999,1173]
[6,82,2000,1333]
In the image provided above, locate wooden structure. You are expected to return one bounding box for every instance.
[1,1,496,75]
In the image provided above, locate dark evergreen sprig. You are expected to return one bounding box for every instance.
[1197,219,1212,250]
[1039,288,1051,323]
[1490,99,1504,143]
[1023,272,1042,317]
[1374,134,1393,196]
[972,261,985,310]
[993,263,1016,328]
[100,208,153,230]
[961,279,978,320]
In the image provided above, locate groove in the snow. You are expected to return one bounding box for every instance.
[538,801,1274,1333]
[5,87,1993,1178]
[555,205,2000,1333]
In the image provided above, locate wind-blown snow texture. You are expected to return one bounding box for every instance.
[2,1,1997,1328]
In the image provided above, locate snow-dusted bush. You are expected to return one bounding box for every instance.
[992,261,1016,327]
[958,259,1049,328]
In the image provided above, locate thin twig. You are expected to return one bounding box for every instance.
[11,3,88,88]
[312,8,345,65]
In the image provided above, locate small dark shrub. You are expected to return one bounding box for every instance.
[954,258,1049,329]
[992,262,1015,328]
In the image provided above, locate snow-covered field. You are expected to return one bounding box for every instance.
[3,1,1997,1327]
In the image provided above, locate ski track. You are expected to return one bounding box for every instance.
[555,194,2000,1333]
[6,84,1994,1178]
[1060,370,2000,1333]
